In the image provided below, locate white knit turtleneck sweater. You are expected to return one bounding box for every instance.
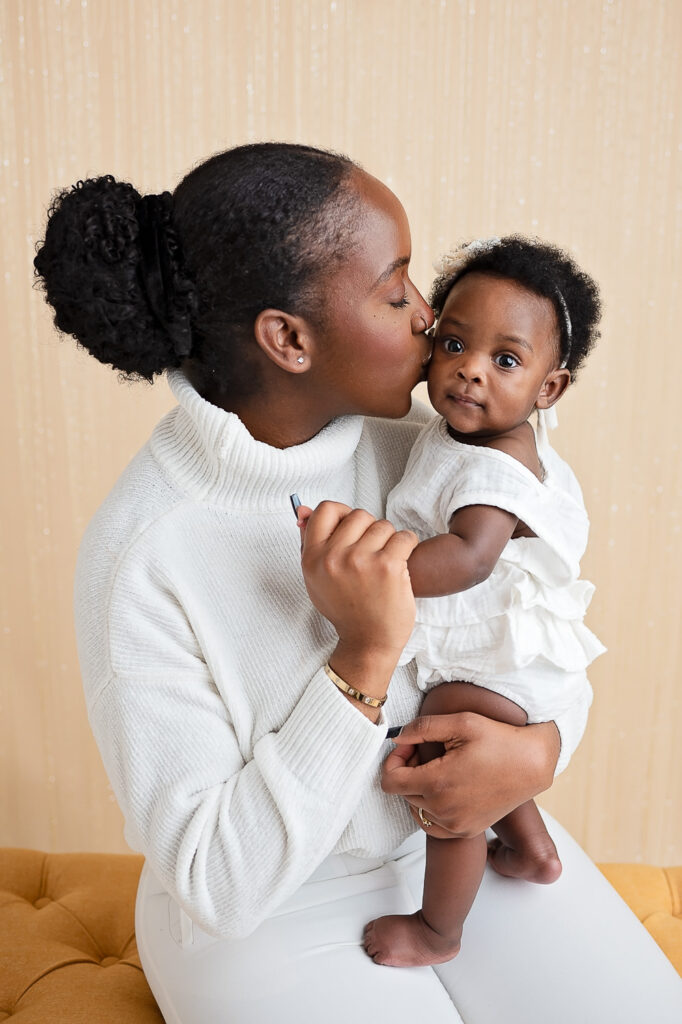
[75,372,431,937]
[75,371,582,940]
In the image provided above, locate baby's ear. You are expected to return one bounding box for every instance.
[535,367,570,410]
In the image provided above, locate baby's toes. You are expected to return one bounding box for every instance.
[363,920,377,956]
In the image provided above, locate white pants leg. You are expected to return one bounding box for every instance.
[136,813,682,1023]
[427,810,682,1022]
[135,833,462,1024]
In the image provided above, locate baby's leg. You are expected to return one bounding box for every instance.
[416,683,561,884]
[364,682,558,968]
[364,831,487,968]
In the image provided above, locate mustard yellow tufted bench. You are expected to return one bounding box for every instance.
[1,848,681,1022]
[0,848,162,1023]
[598,862,682,976]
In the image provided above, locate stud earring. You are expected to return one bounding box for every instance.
[296,356,305,364]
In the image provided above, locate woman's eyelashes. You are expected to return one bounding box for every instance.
[388,273,420,310]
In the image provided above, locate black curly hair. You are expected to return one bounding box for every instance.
[33,143,361,398]
[429,236,601,380]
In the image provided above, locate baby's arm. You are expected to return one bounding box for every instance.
[407,504,518,597]
[299,501,518,599]
[408,423,542,598]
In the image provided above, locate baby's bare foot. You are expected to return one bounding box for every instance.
[487,837,562,884]
[363,911,461,967]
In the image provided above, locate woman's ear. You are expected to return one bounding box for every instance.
[535,367,571,410]
[253,309,313,372]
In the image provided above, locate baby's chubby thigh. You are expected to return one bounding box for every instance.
[418,680,528,754]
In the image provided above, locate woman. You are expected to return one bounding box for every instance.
[34,143,681,1022]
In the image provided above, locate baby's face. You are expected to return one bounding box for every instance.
[427,272,561,440]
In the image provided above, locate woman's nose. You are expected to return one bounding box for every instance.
[409,307,425,331]
[410,289,435,335]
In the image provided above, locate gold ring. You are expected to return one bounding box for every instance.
[418,806,433,829]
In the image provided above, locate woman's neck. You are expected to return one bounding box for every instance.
[187,363,334,448]
[160,370,365,512]
[225,398,330,448]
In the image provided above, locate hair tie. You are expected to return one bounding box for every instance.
[555,290,572,368]
[135,192,193,358]
[433,237,502,277]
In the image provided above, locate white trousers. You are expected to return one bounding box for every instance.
[135,811,682,1023]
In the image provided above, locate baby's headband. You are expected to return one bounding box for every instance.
[434,237,573,369]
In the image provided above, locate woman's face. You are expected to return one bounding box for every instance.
[310,171,434,420]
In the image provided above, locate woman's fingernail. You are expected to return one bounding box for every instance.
[386,725,404,739]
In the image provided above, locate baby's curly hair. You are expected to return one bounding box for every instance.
[429,236,601,380]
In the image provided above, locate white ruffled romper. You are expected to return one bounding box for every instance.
[387,415,605,727]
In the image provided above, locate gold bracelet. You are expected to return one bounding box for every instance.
[323,663,387,709]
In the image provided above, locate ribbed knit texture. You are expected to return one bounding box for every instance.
[74,372,586,938]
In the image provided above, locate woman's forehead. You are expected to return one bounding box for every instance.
[341,171,411,287]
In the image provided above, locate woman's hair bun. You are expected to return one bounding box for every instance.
[34,175,196,380]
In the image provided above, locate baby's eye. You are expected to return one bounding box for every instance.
[443,338,464,354]
[495,353,520,369]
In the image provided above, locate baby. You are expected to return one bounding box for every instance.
[363,236,605,968]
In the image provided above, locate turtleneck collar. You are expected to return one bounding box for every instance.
[149,370,365,510]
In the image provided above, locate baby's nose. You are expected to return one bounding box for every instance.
[458,354,485,380]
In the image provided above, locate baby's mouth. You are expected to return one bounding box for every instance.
[450,391,482,407]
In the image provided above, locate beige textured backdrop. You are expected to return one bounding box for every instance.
[1,0,680,863]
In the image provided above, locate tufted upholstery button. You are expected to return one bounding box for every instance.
[33,897,50,910]
[100,956,119,967]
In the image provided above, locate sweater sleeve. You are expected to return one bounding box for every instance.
[80,551,389,940]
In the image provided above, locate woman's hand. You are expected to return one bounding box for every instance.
[298,501,419,712]
[300,500,418,658]
[381,713,560,837]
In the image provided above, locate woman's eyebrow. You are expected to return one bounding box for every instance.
[370,256,410,292]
